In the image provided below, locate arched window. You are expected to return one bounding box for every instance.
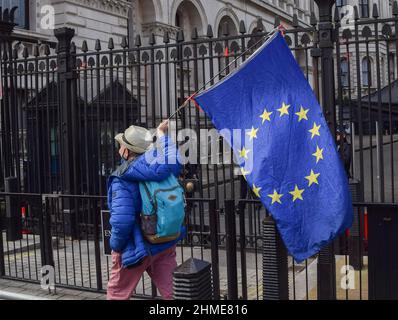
[133,0,156,38]
[362,57,372,87]
[175,1,204,38]
[340,58,349,87]
[217,16,238,37]
[217,16,238,76]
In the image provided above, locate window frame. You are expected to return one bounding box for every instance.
[362,57,372,87]
[340,58,349,88]
[336,0,348,8]
[359,0,369,18]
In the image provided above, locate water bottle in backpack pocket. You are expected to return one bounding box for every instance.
[139,175,186,244]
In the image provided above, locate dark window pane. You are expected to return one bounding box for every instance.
[359,0,369,18]
[0,0,27,29]
[336,0,347,8]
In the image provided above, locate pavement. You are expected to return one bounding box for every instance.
[307,255,369,300]
[1,231,324,300]
[0,278,106,300]
[0,254,368,300]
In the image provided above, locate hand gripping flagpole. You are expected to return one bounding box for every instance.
[166,26,283,121]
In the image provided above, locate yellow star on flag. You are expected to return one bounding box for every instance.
[246,127,259,141]
[239,147,250,159]
[312,145,324,163]
[277,102,290,117]
[295,107,309,122]
[309,122,321,139]
[305,170,320,187]
[268,190,283,204]
[252,184,262,198]
[240,168,250,180]
[260,108,273,124]
[289,185,304,202]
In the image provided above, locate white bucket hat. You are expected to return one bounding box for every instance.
[115,125,153,154]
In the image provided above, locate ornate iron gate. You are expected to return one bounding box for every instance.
[1,1,398,299]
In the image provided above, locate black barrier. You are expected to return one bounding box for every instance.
[173,258,213,300]
[5,177,22,241]
[224,200,238,300]
[262,216,289,300]
[367,203,398,299]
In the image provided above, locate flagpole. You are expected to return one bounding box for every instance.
[167,26,282,121]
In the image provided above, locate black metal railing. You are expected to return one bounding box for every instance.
[1,1,398,300]
[0,14,318,208]
[0,193,223,298]
[1,197,397,300]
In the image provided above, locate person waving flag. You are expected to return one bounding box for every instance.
[194,31,353,262]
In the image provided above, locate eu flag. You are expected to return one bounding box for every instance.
[194,32,353,262]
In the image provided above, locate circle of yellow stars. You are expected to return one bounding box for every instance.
[238,102,324,205]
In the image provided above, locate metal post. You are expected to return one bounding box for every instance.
[314,0,337,300]
[54,27,78,239]
[5,177,21,241]
[92,199,103,291]
[224,199,238,300]
[0,241,4,277]
[40,196,54,269]
[349,180,363,270]
[209,199,220,299]
[376,121,382,202]
[238,201,248,300]
[0,205,5,277]
[177,30,186,129]
[262,216,289,300]
[0,9,17,188]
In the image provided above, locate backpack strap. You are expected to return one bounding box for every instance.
[142,182,157,215]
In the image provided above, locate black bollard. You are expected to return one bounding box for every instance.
[173,258,213,300]
[348,179,363,270]
[262,216,289,300]
[5,177,22,241]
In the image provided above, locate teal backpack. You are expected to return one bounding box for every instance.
[139,175,186,244]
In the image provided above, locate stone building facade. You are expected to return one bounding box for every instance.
[7,0,315,51]
[336,0,397,95]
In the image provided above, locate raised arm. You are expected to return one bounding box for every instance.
[122,120,182,181]
[122,135,182,181]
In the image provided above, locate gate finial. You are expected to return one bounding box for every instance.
[191,27,198,40]
[95,39,101,51]
[310,12,317,26]
[163,31,170,44]
[9,6,17,23]
[121,36,128,49]
[206,24,213,38]
[135,34,141,47]
[354,6,359,20]
[239,20,246,34]
[372,3,379,18]
[334,5,340,23]
[82,40,88,52]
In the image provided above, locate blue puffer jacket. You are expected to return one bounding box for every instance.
[107,135,185,268]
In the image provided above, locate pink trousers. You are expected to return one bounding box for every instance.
[106,245,177,300]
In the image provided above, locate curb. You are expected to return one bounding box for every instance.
[0,289,52,300]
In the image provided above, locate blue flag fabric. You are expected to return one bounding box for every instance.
[194,32,353,262]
